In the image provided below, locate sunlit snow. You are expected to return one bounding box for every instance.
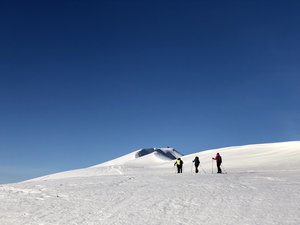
[1,141,300,225]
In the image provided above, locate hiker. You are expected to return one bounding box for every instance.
[192,156,200,173]
[212,153,222,173]
[174,158,184,173]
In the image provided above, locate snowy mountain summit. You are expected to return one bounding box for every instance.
[135,147,182,160]
[1,141,300,225]
[97,147,183,167]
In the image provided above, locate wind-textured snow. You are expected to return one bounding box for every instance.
[1,142,300,225]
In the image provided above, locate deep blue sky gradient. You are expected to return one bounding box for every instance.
[1,0,300,183]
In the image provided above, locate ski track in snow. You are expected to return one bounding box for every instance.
[1,142,300,225]
[0,171,300,225]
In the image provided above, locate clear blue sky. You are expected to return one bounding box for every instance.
[1,0,300,183]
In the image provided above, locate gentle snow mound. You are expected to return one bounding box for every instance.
[94,147,182,167]
[29,147,183,181]
[28,141,300,181]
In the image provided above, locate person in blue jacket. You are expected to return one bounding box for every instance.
[193,156,200,173]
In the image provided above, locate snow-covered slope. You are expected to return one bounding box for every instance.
[29,147,183,181]
[1,141,300,225]
[30,141,300,181]
[183,141,300,171]
[94,147,182,167]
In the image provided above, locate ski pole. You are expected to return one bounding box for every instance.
[221,165,227,174]
[211,159,213,174]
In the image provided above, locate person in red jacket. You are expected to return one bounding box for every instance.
[212,153,222,173]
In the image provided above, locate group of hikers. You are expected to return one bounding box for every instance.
[174,153,223,174]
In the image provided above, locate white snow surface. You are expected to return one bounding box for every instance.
[1,141,300,225]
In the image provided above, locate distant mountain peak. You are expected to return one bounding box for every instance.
[135,148,182,160]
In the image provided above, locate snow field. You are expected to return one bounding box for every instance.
[1,172,300,225]
[1,141,300,225]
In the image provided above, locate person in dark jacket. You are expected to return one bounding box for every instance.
[192,156,200,173]
[174,158,184,173]
[212,153,222,173]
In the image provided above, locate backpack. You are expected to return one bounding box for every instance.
[218,156,222,164]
